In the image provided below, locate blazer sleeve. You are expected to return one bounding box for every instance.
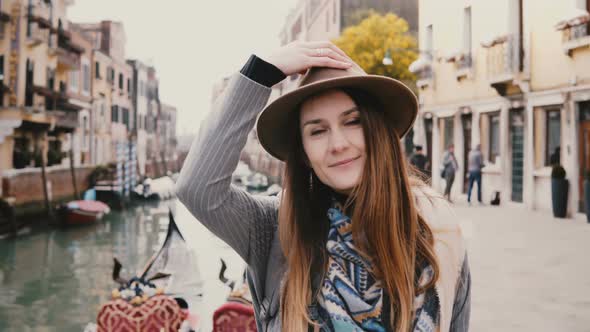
[175,73,279,266]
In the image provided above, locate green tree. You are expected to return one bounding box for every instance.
[333,12,418,83]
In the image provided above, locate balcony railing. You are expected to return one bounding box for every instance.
[26,23,50,47]
[484,34,517,85]
[563,23,589,41]
[28,5,52,30]
[56,47,80,69]
[409,56,434,89]
[456,53,472,71]
[0,8,10,24]
[561,22,590,55]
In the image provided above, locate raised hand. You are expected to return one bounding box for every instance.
[260,41,352,76]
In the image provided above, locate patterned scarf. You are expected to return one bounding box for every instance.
[317,201,439,332]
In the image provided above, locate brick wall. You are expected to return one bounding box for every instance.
[2,166,94,206]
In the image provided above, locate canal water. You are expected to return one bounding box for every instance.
[0,199,245,332]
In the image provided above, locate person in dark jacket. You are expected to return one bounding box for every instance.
[410,145,429,176]
[441,144,459,202]
[467,144,485,204]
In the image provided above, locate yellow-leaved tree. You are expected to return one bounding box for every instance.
[333,12,418,84]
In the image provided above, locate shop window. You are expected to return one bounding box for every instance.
[534,107,561,168]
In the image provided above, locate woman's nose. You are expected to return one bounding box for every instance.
[328,128,349,153]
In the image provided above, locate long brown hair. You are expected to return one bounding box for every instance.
[279,88,439,331]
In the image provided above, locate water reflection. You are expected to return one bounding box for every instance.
[0,200,178,332]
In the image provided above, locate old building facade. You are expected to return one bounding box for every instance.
[411,0,590,217]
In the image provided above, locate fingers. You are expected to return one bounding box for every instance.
[308,47,349,63]
[306,41,348,59]
[310,56,352,69]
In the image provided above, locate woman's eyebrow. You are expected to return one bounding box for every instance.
[302,118,322,128]
[340,107,359,117]
[302,107,359,127]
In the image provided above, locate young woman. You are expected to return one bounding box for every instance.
[176,41,471,332]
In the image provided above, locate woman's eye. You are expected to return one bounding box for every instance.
[345,118,361,125]
[310,129,326,136]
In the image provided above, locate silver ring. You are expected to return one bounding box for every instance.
[317,48,324,56]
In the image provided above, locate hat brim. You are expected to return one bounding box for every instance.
[256,75,418,161]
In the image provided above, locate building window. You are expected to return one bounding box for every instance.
[46,67,55,89]
[108,67,114,83]
[489,113,500,164]
[546,110,561,165]
[69,70,79,92]
[0,55,4,107]
[127,78,131,94]
[333,0,337,24]
[122,108,129,128]
[426,24,434,61]
[534,107,561,168]
[112,105,118,122]
[95,61,101,79]
[439,117,454,150]
[82,115,89,150]
[82,63,90,94]
[463,7,472,53]
[480,112,501,164]
[25,59,34,107]
[118,73,123,90]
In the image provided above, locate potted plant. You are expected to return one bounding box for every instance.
[584,170,590,223]
[551,165,568,218]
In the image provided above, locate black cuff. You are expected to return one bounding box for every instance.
[240,54,286,88]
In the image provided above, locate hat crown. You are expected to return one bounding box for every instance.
[297,62,367,88]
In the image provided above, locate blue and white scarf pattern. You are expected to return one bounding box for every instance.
[317,201,439,331]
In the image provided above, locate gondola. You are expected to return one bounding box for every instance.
[86,211,202,332]
[212,259,257,332]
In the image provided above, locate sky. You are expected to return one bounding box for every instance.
[68,0,298,136]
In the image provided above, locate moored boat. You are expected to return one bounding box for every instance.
[58,200,110,226]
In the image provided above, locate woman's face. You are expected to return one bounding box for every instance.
[299,89,366,195]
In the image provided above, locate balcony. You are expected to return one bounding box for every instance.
[56,29,83,69]
[409,57,434,90]
[482,34,527,96]
[46,110,78,132]
[443,51,473,81]
[56,47,80,69]
[561,23,590,55]
[31,84,55,98]
[28,5,52,30]
[555,8,590,56]
[26,23,50,47]
[0,9,9,24]
[455,53,472,81]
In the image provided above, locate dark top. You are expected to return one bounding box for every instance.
[410,153,429,173]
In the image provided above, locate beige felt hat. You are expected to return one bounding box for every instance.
[256,61,418,161]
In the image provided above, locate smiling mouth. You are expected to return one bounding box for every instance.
[329,156,360,167]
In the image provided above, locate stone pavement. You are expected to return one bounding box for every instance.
[451,197,590,331]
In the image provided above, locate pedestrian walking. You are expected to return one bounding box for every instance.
[176,41,470,332]
[410,145,429,177]
[441,144,459,202]
[467,144,484,204]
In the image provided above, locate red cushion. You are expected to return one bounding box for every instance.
[213,302,257,332]
[97,295,186,332]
